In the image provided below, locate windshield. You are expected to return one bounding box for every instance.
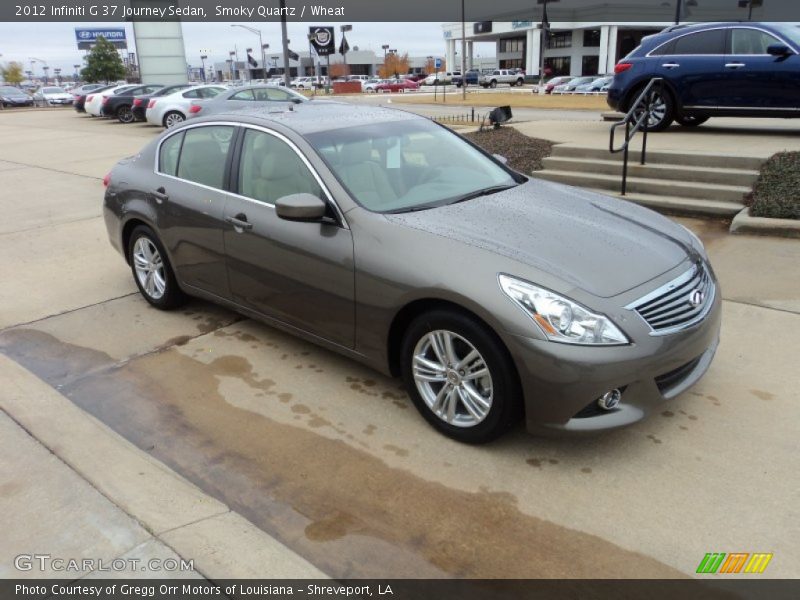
[307,120,520,213]
[772,24,800,47]
[43,87,65,93]
[0,86,22,94]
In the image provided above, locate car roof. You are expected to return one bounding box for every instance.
[189,102,421,135]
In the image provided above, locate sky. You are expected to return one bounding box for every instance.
[0,21,494,76]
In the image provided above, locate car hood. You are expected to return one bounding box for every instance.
[386,179,696,298]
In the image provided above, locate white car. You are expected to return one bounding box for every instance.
[362,79,385,93]
[84,84,137,116]
[33,86,74,106]
[422,71,460,86]
[145,84,227,128]
[291,77,318,90]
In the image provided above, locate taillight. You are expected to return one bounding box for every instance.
[102,96,109,104]
[103,172,111,187]
[147,99,156,108]
[614,62,634,74]
[133,98,142,106]
[189,105,202,114]
[86,95,94,102]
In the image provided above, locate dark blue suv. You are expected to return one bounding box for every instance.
[608,22,800,131]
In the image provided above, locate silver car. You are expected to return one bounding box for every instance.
[102,103,720,443]
[186,85,308,120]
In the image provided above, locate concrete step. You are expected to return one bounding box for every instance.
[551,145,765,171]
[535,170,749,203]
[585,189,745,218]
[541,156,759,187]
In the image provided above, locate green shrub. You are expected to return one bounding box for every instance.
[748,152,800,220]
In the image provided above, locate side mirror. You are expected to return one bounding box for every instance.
[275,193,327,222]
[767,44,792,57]
[493,153,509,165]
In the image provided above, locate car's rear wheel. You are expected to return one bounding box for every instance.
[127,225,187,310]
[163,111,185,128]
[401,309,521,444]
[117,105,134,124]
[676,115,709,127]
[631,85,674,132]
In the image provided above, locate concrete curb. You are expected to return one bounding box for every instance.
[0,354,327,579]
[730,208,800,239]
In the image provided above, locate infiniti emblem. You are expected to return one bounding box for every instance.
[689,289,705,307]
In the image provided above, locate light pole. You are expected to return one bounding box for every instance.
[30,57,46,82]
[231,24,267,80]
[340,24,352,77]
[199,49,210,82]
[536,0,557,95]
[279,0,291,86]
[460,0,466,99]
[673,0,699,25]
[73,64,80,81]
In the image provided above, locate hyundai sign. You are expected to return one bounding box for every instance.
[75,28,128,50]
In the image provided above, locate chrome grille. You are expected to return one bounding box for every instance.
[630,263,715,335]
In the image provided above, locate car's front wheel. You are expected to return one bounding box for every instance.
[490,80,498,88]
[676,115,709,127]
[401,309,521,444]
[127,225,187,309]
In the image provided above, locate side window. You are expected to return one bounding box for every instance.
[672,29,726,55]
[238,129,323,204]
[201,87,224,98]
[230,90,255,101]
[182,89,200,99]
[159,131,184,176]
[650,40,675,56]
[176,126,234,189]
[730,29,781,55]
[261,88,292,101]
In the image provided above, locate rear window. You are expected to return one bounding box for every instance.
[671,29,726,55]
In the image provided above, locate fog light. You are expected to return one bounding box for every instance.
[598,389,622,411]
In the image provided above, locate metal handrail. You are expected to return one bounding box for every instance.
[609,77,664,196]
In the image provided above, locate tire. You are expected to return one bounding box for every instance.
[676,115,709,127]
[127,225,187,310]
[163,111,185,128]
[490,80,497,89]
[516,78,524,87]
[401,309,521,444]
[116,105,134,124]
[630,83,675,132]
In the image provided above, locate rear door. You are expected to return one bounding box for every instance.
[720,27,800,110]
[652,28,726,109]
[155,124,235,298]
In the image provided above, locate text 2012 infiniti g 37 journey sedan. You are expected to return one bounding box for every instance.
[103,103,721,443]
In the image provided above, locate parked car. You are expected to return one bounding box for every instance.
[74,85,114,113]
[101,84,164,123]
[186,85,308,119]
[266,77,287,87]
[0,86,34,107]
[552,76,598,94]
[145,84,227,128]
[291,77,318,90]
[71,83,105,97]
[103,103,720,443]
[541,76,573,94]
[423,71,460,85]
[453,70,481,87]
[375,79,420,93]
[84,84,137,117]
[479,69,526,88]
[574,76,613,93]
[33,86,74,106]
[608,21,800,131]
[132,84,195,122]
[347,75,369,82]
[362,78,385,93]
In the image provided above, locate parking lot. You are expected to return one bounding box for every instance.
[1,107,799,578]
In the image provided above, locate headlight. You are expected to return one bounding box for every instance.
[499,274,629,346]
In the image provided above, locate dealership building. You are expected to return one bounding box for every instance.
[442,21,670,77]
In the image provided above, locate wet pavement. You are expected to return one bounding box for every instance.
[1,110,799,579]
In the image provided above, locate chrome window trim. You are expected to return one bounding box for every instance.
[645,25,796,58]
[154,120,349,230]
[626,263,716,337]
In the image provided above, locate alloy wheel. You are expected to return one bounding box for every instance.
[412,330,493,428]
[132,237,166,300]
[164,112,184,128]
[118,106,134,123]
[634,91,667,129]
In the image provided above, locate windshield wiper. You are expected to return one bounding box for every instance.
[446,184,518,206]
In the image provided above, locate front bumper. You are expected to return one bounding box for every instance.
[508,287,722,435]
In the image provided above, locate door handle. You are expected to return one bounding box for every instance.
[661,63,680,69]
[725,62,746,69]
[225,214,253,231]
[152,187,169,203]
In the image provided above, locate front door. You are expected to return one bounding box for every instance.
[223,127,355,348]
